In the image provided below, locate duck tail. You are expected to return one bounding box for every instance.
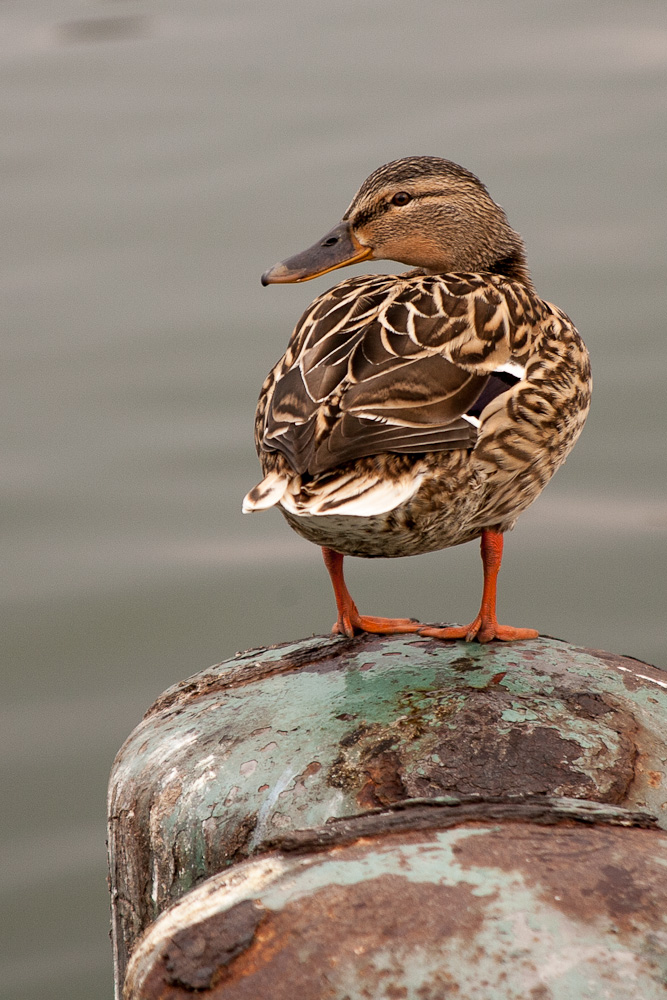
[242,471,290,512]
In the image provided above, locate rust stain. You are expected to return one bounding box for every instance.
[300,761,322,780]
[149,875,487,999]
[414,685,636,803]
[326,685,637,807]
[409,723,597,799]
[329,726,411,808]
[454,823,666,936]
[151,780,183,823]
[529,987,553,1000]
[635,754,664,790]
[447,655,480,673]
[563,691,614,718]
[357,750,406,809]
[141,899,265,995]
[203,813,258,870]
[284,761,323,801]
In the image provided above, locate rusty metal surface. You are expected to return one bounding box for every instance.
[261,796,658,854]
[108,634,667,988]
[124,819,667,1000]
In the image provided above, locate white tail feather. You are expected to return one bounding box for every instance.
[242,471,289,512]
[280,473,423,517]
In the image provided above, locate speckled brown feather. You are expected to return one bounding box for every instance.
[250,270,590,556]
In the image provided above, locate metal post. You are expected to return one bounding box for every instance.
[108,634,667,999]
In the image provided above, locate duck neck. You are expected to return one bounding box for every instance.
[419,247,534,291]
[484,247,535,291]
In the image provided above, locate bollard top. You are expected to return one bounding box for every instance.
[108,634,667,992]
[112,633,667,834]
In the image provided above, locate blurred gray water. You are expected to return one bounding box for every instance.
[1,1,666,997]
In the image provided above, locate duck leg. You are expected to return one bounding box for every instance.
[420,529,539,643]
[322,547,423,638]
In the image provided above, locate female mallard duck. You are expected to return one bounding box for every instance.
[243,157,591,642]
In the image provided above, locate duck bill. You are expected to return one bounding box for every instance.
[261,221,372,285]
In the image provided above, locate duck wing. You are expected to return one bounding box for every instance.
[258,273,522,477]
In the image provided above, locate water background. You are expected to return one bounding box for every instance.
[2,2,666,997]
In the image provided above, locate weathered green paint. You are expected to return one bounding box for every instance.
[108,634,667,991]
[125,820,667,1000]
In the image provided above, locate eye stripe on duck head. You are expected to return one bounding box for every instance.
[347,191,455,230]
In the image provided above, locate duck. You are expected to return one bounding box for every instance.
[243,156,591,642]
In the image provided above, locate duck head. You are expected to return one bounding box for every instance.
[261,156,532,288]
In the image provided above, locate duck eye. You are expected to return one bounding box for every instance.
[391,191,412,206]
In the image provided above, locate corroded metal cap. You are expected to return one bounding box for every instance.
[124,805,667,999]
[108,635,667,997]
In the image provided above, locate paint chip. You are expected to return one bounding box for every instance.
[224,785,240,805]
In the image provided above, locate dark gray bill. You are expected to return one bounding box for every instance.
[261,220,372,285]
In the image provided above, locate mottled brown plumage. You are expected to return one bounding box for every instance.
[244,157,591,642]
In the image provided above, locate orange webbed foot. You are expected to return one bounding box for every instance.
[332,612,425,638]
[420,615,538,644]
